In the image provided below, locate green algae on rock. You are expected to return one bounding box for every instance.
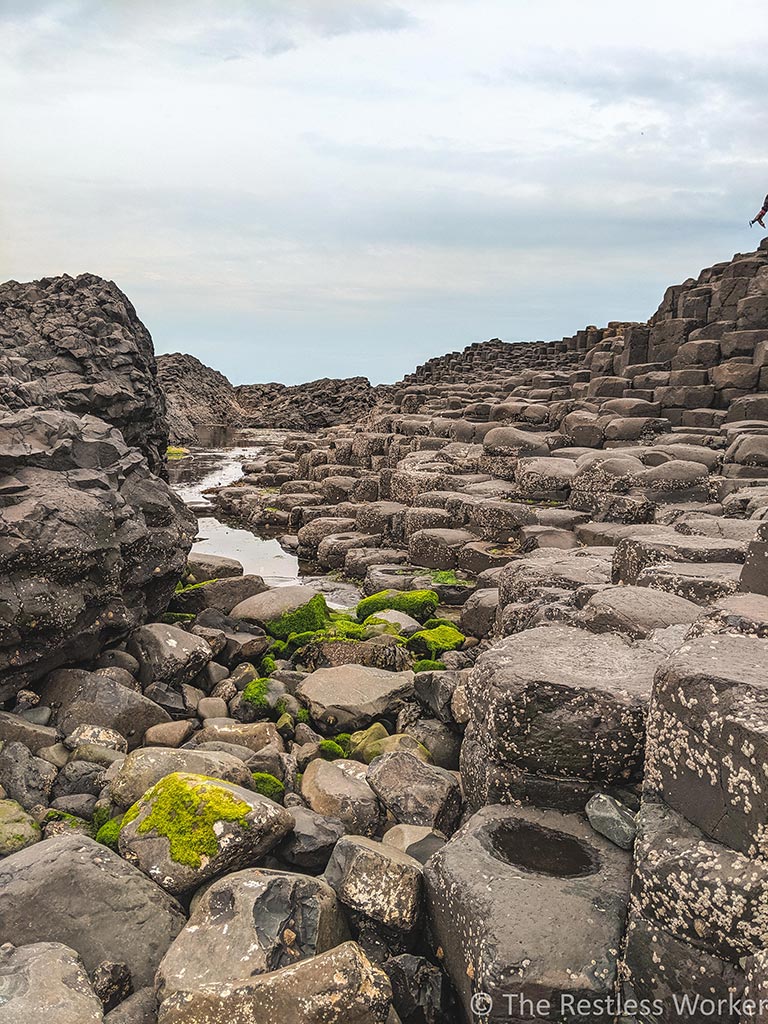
[251,772,285,803]
[406,624,465,658]
[356,589,440,624]
[118,772,295,896]
[266,593,330,640]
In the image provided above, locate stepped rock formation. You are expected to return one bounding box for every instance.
[0,273,169,472]
[202,239,768,1022]
[3,244,768,1023]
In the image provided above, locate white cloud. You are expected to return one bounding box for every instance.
[1,0,766,383]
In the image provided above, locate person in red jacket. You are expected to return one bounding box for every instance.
[750,194,768,228]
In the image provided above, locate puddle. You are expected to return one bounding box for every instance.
[169,443,361,606]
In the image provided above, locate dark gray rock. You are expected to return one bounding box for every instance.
[0,409,195,698]
[0,740,57,809]
[277,806,347,871]
[0,272,170,471]
[0,834,185,987]
[0,941,104,1023]
[367,752,462,834]
[425,804,631,1023]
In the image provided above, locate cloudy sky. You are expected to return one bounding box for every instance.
[1,1,766,384]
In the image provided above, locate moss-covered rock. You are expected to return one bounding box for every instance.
[251,772,285,803]
[266,593,330,640]
[361,733,431,764]
[428,570,473,587]
[0,799,41,855]
[407,624,465,658]
[412,658,447,673]
[348,722,390,762]
[118,772,295,896]
[241,677,271,712]
[356,589,439,624]
[318,739,346,761]
[259,654,278,676]
[95,815,124,851]
[120,773,252,869]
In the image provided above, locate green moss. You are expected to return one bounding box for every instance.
[356,589,440,624]
[95,816,123,850]
[242,677,271,710]
[160,612,196,625]
[296,708,311,724]
[334,732,352,755]
[175,578,216,594]
[166,446,189,461]
[251,772,285,802]
[319,739,346,760]
[91,805,112,833]
[407,624,465,658]
[270,640,288,658]
[429,570,473,587]
[413,658,446,673]
[260,654,278,676]
[121,773,252,868]
[422,617,458,630]
[266,593,330,641]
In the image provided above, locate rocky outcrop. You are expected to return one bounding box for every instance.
[156,352,246,445]
[0,409,196,698]
[156,355,389,441]
[0,273,169,472]
[236,376,387,431]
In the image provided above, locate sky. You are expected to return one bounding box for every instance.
[1,1,766,385]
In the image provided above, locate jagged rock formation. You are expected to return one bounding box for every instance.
[157,355,388,441]
[236,376,386,431]
[0,273,169,473]
[0,409,196,700]
[157,353,246,445]
[0,275,196,697]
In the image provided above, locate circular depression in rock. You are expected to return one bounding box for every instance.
[485,819,599,878]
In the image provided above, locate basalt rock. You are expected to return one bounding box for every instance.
[0,409,196,698]
[0,273,169,471]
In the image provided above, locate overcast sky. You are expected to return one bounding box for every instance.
[1,1,766,385]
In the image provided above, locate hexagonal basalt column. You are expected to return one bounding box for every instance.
[425,804,631,1023]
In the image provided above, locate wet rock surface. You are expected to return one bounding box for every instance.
[3,242,768,1021]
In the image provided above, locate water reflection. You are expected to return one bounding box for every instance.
[168,443,361,605]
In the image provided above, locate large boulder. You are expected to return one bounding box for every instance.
[0,941,104,1023]
[118,772,295,895]
[425,804,631,1023]
[156,868,349,1004]
[0,833,185,986]
[0,273,170,471]
[296,665,414,733]
[461,625,661,810]
[0,409,196,698]
[37,668,172,749]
